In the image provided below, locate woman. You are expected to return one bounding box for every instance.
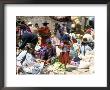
[59,32,71,68]
[38,21,51,47]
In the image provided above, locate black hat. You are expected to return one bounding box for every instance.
[42,21,49,24]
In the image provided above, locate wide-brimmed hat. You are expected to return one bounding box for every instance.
[27,22,32,25]
[42,21,49,24]
[82,38,88,43]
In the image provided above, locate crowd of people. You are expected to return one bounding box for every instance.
[16,17,95,75]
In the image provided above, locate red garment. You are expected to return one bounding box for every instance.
[38,26,51,36]
[38,26,51,46]
[59,52,70,65]
[86,28,93,33]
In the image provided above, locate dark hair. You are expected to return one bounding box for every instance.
[21,21,25,24]
[35,23,38,26]
[81,42,87,45]
[43,23,48,26]
[83,38,87,42]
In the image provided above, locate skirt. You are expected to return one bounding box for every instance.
[59,52,70,65]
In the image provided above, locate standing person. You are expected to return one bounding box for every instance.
[27,22,33,33]
[20,21,32,34]
[38,21,51,47]
[59,23,66,40]
[18,21,32,46]
[32,23,39,34]
[59,32,71,68]
[51,34,60,46]
[70,39,80,60]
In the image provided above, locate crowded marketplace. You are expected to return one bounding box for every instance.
[16,16,95,75]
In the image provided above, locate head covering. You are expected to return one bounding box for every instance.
[27,22,32,25]
[42,21,49,24]
[82,38,88,43]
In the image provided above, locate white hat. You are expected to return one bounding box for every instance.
[27,22,32,25]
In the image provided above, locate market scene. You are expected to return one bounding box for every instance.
[16,16,95,75]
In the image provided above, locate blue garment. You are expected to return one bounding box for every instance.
[61,34,70,42]
[70,44,78,58]
[19,32,38,49]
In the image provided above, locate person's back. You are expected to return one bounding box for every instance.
[19,32,38,49]
[80,43,92,56]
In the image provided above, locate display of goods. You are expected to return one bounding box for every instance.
[46,61,66,74]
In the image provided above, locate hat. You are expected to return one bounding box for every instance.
[42,21,49,24]
[82,38,88,43]
[27,22,32,25]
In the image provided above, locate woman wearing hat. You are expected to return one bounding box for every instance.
[38,21,51,47]
[59,32,71,68]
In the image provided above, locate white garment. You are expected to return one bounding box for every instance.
[16,50,35,66]
[83,34,93,42]
[35,44,41,51]
[16,50,44,74]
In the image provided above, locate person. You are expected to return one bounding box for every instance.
[59,23,66,40]
[61,32,72,44]
[27,22,33,32]
[20,21,32,34]
[54,23,60,35]
[19,32,38,50]
[59,32,71,68]
[32,23,39,34]
[51,34,60,46]
[80,38,92,56]
[38,21,51,47]
[70,39,80,60]
[16,46,44,75]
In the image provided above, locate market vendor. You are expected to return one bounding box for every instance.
[16,46,44,75]
[38,21,51,47]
